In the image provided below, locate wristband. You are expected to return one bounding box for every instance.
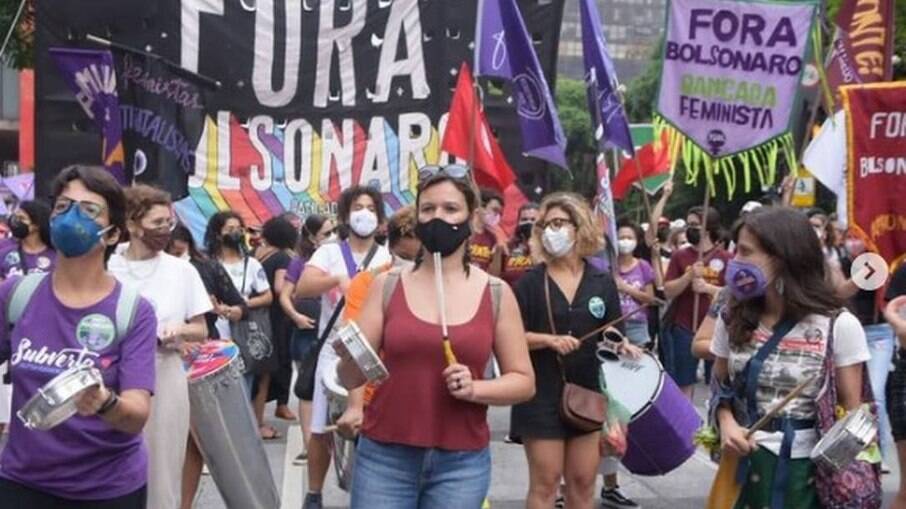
[97,391,119,416]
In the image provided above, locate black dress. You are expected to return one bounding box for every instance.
[189,258,245,340]
[510,261,623,439]
[261,250,294,405]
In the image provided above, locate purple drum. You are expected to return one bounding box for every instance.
[599,350,701,475]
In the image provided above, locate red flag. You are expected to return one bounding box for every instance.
[612,131,671,199]
[442,63,516,193]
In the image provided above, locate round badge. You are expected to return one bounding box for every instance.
[76,314,117,351]
[4,251,19,267]
[709,258,725,272]
[731,268,759,297]
[36,256,51,270]
[588,296,606,319]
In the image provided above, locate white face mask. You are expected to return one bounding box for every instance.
[617,238,637,255]
[349,209,378,238]
[320,232,338,246]
[542,227,575,258]
[179,252,191,261]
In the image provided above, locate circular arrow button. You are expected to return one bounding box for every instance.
[851,253,889,291]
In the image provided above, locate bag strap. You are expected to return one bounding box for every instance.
[489,276,502,323]
[382,267,402,312]
[543,270,568,382]
[7,273,47,325]
[114,283,141,342]
[311,243,381,349]
[340,241,357,278]
[743,318,796,424]
[240,256,250,296]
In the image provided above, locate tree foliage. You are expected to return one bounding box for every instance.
[553,77,597,197]
[0,0,34,70]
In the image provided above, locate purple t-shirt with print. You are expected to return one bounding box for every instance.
[0,244,57,279]
[618,259,655,322]
[284,256,307,285]
[0,276,157,500]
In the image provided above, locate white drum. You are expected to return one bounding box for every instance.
[322,357,356,491]
[17,365,102,430]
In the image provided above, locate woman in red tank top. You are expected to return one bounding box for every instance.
[336,168,535,509]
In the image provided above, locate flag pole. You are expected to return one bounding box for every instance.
[691,181,712,332]
[85,33,222,89]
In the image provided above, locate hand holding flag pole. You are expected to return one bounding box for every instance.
[433,252,457,366]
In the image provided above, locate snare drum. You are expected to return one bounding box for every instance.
[599,350,701,475]
[17,365,102,431]
[336,321,388,383]
[322,357,356,491]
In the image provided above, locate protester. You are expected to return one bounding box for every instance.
[253,217,299,433]
[509,192,641,509]
[0,200,56,280]
[280,214,334,465]
[663,205,730,397]
[470,187,506,275]
[615,218,657,347]
[203,212,273,394]
[109,185,211,509]
[295,186,392,509]
[0,165,157,508]
[501,202,539,287]
[710,207,871,508]
[883,263,906,509]
[807,209,846,272]
[335,168,534,508]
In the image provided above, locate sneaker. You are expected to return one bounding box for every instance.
[554,494,565,509]
[601,486,640,508]
[302,492,323,509]
[293,451,308,466]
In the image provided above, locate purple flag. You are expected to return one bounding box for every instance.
[49,48,126,184]
[580,0,634,155]
[474,0,567,168]
[2,173,34,202]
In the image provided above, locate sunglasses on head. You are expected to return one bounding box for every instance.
[417,164,471,184]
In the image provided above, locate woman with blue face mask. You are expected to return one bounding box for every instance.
[709,207,876,508]
[509,192,642,509]
[0,165,157,508]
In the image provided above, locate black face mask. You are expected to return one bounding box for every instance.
[8,217,29,240]
[416,218,471,257]
[686,226,702,246]
[222,231,245,250]
[516,222,533,239]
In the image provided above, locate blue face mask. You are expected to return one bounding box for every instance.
[50,205,113,258]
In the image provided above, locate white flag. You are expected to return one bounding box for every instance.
[802,110,848,224]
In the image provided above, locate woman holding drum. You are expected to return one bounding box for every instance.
[109,184,212,509]
[509,192,641,509]
[710,207,875,508]
[0,165,158,508]
[336,167,535,508]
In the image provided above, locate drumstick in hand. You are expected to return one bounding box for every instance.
[745,374,817,439]
[433,252,457,365]
[578,303,657,342]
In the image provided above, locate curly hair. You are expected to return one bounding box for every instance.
[204,211,244,257]
[386,205,417,248]
[531,192,604,264]
[124,184,171,223]
[262,216,298,250]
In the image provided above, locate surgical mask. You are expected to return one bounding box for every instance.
[416,218,471,257]
[483,211,501,228]
[542,227,574,258]
[349,209,378,238]
[617,239,637,255]
[725,259,769,301]
[8,216,29,240]
[50,205,112,258]
[140,228,172,253]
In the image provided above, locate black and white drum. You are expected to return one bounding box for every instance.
[335,322,388,383]
[17,365,102,430]
[811,405,877,471]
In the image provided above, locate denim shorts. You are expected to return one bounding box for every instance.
[623,320,651,346]
[350,435,491,509]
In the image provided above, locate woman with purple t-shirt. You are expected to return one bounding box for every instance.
[614,219,657,346]
[0,165,157,508]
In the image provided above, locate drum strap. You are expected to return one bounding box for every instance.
[7,273,140,342]
[382,268,502,322]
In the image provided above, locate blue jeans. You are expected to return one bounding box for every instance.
[350,436,491,509]
[661,324,698,387]
[623,320,650,346]
[865,323,895,462]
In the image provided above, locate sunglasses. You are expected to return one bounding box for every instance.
[52,197,106,220]
[417,164,471,183]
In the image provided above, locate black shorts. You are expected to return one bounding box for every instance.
[886,350,906,442]
[0,478,146,509]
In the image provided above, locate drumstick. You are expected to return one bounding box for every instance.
[744,374,817,439]
[577,303,657,342]
[433,252,457,365]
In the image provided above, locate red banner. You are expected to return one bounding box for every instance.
[826,0,895,106]
[845,82,906,267]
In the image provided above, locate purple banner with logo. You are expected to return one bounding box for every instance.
[656,0,815,157]
[49,48,126,184]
